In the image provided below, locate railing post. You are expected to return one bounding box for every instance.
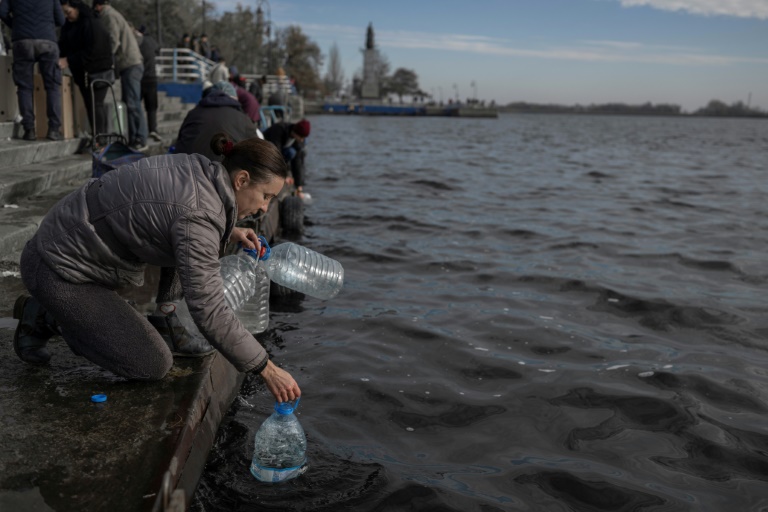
[172,48,178,82]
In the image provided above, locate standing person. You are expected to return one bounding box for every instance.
[249,75,266,104]
[199,33,211,60]
[58,0,113,142]
[0,0,65,141]
[208,56,228,83]
[92,0,147,152]
[190,33,200,54]
[176,33,190,49]
[263,119,310,197]
[135,25,161,142]
[12,135,301,404]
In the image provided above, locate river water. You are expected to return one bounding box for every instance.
[191,114,768,511]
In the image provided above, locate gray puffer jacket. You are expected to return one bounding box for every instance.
[34,153,267,373]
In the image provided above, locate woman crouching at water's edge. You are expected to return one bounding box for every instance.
[13,133,301,403]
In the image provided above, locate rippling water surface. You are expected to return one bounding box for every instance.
[192,114,768,511]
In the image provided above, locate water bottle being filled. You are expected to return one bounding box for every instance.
[175,246,271,339]
[251,399,308,482]
[259,239,344,300]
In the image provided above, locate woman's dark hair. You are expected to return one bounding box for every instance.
[210,133,288,183]
[61,0,93,18]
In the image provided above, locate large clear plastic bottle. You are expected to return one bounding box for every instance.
[261,241,344,300]
[175,247,271,337]
[220,249,271,332]
[250,399,308,483]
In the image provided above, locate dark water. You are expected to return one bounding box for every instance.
[191,114,768,511]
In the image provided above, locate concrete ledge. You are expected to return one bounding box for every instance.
[0,154,91,205]
[0,329,243,512]
[0,139,81,167]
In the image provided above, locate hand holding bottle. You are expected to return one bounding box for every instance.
[229,226,262,251]
[259,360,301,403]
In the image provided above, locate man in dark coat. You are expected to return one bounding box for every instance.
[59,0,113,140]
[173,81,258,161]
[263,119,310,195]
[0,0,65,140]
[136,25,161,142]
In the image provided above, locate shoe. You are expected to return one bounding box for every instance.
[12,295,57,365]
[147,313,215,357]
[46,129,63,141]
[22,129,36,141]
[149,131,162,142]
[130,141,148,152]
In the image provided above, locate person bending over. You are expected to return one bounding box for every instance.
[263,119,311,197]
[12,134,300,403]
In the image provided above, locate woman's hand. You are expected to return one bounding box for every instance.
[259,360,301,403]
[229,226,260,251]
[58,57,68,70]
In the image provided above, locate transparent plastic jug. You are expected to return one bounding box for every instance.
[175,246,271,338]
[250,399,308,483]
[258,239,344,300]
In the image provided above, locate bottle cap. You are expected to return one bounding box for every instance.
[274,397,300,415]
[239,236,271,261]
[91,394,107,403]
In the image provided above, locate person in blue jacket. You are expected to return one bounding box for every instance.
[0,0,65,141]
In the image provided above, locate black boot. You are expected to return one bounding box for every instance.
[147,313,215,357]
[12,295,58,365]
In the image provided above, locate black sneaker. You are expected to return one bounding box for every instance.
[12,295,56,365]
[46,129,63,141]
[22,129,36,141]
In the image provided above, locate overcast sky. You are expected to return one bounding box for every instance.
[210,0,768,111]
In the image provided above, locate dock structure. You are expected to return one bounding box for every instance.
[0,54,255,511]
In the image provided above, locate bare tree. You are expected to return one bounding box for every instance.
[323,42,344,97]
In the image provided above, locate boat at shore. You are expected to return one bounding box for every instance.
[309,100,498,118]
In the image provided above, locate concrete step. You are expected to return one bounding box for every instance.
[0,153,91,206]
[0,138,81,168]
[0,122,14,139]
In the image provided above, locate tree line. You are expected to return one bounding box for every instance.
[106,0,424,102]
[500,100,767,117]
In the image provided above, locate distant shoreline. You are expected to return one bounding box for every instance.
[497,109,768,119]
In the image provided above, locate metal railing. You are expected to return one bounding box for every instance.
[156,48,303,118]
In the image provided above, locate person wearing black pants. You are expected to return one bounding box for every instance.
[136,26,161,142]
[59,0,113,143]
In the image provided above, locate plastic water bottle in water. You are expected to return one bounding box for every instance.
[251,399,308,482]
[259,239,344,300]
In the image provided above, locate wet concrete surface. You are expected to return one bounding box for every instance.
[0,267,244,512]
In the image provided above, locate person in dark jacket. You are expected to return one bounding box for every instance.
[174,81,259,160]
[0,0,65,141]
[263,119,310,197]
[58,0,112,140]
[12,135,301,404]
[135,25,161,141]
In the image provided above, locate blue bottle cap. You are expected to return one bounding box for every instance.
[274,397,300,415]
[239,236,271,261]
[91,394,107,403]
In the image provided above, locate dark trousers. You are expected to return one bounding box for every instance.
[11,39,62,133]
[74,73,108,137]
[140,77,158,133]
[282,142,306,188]
[19,236,173,380]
